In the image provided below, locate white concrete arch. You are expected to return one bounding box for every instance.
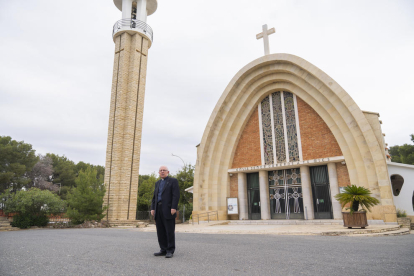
[194,54,396,222]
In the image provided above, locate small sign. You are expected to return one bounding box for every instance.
[319,199,324,203]
[227,197,239,215]
[339,187,346,194]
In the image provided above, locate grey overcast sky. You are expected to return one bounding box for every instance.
[1,0,413,175]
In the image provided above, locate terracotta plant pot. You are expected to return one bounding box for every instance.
[342,211,368,229]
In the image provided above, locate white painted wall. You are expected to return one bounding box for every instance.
[388,162,414,216]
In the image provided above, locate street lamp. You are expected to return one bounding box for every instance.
[171,153,188,222]
[171,153,185,167]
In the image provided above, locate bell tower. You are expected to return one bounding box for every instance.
[103,0,158,223]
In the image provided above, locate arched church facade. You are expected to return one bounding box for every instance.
[193,53,397,223]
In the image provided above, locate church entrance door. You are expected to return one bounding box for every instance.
[269,168,304,220]
[247,172,261,220]
[310,165,333,219]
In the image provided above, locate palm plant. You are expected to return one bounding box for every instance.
[335,185,380,214]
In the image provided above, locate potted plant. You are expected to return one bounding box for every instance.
[335,185,380,229]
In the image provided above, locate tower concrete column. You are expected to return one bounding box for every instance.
[237,173,248,220]
[300,166,314,220]
[136,0,148,22]
[328,163,343,220]
[122,0,133,19]
[103,0,158,223]
[259,170,270,220]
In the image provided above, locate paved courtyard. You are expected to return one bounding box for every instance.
[0,228,413,276]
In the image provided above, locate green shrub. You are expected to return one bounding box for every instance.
[32,214,49,226]
[11,213,49,228]
[11,213,32,229]
[0,188,66,217]
[396,209,407,218]
[1,188,65,229]
[183,203,193,221]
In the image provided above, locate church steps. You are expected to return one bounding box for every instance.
[107,220,149,228]
[0,217,18,231]
[228,220,343,225]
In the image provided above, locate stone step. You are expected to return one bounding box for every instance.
[352,228,410,237]
[107,220,149,228]
[0,225,13,229]
[229,220,343,225]
[321,226,402,236]
[0,228,18,231]
[0,224,17,231]
[0,217,18,231]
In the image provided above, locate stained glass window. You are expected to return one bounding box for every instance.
[272,92,286,162]
[283,92,300,161]
[261,96,274,164]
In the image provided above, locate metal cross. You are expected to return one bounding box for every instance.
[256,24,276,55]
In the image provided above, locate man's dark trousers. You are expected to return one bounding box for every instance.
[151,176,180,254]
[155,202,176,253]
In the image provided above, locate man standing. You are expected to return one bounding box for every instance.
[151,166,180,258]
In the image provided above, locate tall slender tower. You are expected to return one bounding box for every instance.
[103,0,157,224]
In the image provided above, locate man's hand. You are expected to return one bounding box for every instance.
[171,209,176,215]
[151,210,155,217]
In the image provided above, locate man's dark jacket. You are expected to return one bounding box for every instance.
[151,176,180,219]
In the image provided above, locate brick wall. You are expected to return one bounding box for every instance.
[230,174,238,197]
[232,110,262,168]
[297,97,343,160]
[336,162,351,187]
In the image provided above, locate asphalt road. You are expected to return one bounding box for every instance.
[0,228,413,276]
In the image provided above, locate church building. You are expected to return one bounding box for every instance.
[192,26,403,223]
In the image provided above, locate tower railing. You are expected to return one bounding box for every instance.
[112,19,154,42]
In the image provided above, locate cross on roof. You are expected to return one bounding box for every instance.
[256,24,276,56]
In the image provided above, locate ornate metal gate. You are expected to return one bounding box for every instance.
[268,168,304,219]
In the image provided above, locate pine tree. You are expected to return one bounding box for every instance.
[66,167,107,224]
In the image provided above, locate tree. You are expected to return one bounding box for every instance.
[75,161,105,180]
[0,188,66,228]
[173,164,194,220]
[389,134,414,165]
[0,136,38,193]
[46,153,76,199]
[66,167,107,224]
[137,173,157,211]
[174,164,194,206]
[27,155,58,192]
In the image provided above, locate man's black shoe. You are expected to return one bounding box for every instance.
[154,251,167,256]
[165,252,173,258]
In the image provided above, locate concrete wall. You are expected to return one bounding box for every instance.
[388,162,414,217]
